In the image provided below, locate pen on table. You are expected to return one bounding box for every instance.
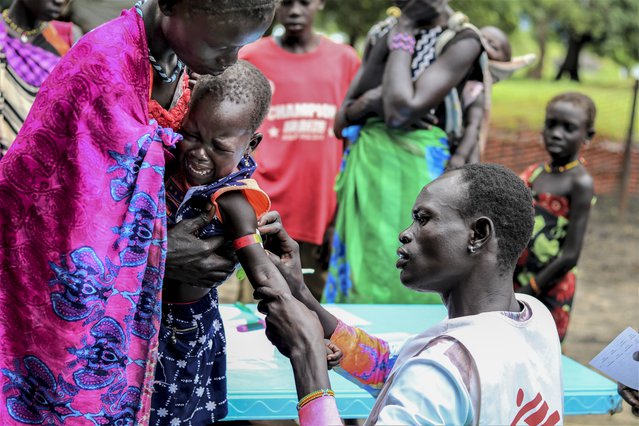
[234,302,265,332]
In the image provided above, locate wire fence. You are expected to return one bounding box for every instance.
[486,79,639,199]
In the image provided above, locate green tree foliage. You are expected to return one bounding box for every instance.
[552,0,609,81]
[321,0,522,46]
[319,0,639,81]
[590,0,639,69]
[522,0,639,81]
[451,0,520,34]
[520,0,564,79]
[320,0,389,46]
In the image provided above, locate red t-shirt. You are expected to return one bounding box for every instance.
[240,36,360,244]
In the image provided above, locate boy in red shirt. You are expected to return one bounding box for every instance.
[240,0,360,299]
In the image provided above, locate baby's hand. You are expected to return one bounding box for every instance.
[326,341,343,370]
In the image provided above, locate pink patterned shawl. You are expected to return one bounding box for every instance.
[0,8,178,424]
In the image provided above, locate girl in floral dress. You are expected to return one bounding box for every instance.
[514,92,596,343]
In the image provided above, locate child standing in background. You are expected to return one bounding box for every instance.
[514,92,596,343]
[240,0,360,301]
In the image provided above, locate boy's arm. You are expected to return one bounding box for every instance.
[535,173,594,291]
[215,191,290,297]
[447,92,484,170]
[257,211,339,339]
[218,204,337,410]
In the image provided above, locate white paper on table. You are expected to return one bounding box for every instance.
[589,327,639,389]
[225,325,276,363]
[323,306,371,326]
[220,305,276,365]
[219,305,243,320]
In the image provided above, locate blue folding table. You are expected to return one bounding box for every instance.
[221,304,622,421]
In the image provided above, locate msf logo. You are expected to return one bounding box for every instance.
[510,388,561,426]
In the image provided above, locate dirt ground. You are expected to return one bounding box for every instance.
[563,195,639,425]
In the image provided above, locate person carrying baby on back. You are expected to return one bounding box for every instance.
[446,25,536,168]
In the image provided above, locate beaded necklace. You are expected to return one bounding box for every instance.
[544,158,583,174]
[1,9,46,43]
[134,0,184,84]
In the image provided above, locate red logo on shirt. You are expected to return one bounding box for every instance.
[510,388,561,426]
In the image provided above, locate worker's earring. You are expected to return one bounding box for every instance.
[468,245,476,254]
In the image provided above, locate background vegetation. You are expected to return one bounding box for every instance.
[317,0,639,142]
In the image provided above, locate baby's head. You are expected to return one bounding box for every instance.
[178,60,272,186]
[543,92,596,161]
[480,26,511,62]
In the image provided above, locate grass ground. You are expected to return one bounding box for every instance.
[492,29,639,143]
[492,78,639,142]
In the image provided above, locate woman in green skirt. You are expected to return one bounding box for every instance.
[326,0,484,304]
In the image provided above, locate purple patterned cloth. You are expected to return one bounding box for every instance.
[0,8,174,424]
[0,24,61,87]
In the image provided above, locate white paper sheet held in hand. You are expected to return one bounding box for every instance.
[589,327,639,389]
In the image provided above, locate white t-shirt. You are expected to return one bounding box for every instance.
[376,337,475,425]
[333,295,563,425]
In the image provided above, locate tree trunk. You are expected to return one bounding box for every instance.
[348,30,359,47]
[555,34,590,82]
[527,20,548,80]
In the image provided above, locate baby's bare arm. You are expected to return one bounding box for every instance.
[163,213,237,303]
[216,191,291,297]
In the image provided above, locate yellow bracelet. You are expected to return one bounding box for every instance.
[296,389,335,411]
[529,276,541,295]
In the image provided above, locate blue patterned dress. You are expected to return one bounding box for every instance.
[150,155,268,425]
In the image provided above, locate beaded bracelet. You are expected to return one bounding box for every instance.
[233,233,262,251]
[296,389,335,411]
[389,32,416,55]
[529,276,541,295]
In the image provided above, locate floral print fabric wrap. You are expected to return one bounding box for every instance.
[0,8,176,424]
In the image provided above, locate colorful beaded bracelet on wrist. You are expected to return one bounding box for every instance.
[232,233,262,251]
[529,276,541,295]
[296,389,335,411]
[389,32,416,54]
